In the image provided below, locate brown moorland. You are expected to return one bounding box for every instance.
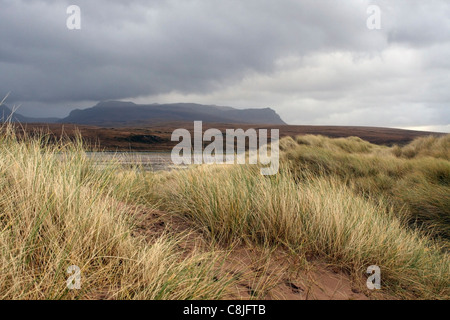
[13,122,444,151]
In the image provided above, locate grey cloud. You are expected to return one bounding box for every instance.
[0,0,380,103]
[0,0,449,131]
[383,0,450,46]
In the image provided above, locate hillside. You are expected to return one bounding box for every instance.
[0,105,59,123]
[0,105,30,123]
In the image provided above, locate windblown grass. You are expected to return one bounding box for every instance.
[0,125,230,299]
[149,164,449,299]
[281,134,450,241]
[392,135,450,160]
[1,120,448,300]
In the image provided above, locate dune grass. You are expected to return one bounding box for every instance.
[0,125,231,299]
[281,134,450,241]
[147,163,449,299]
[0,121,449,300]
[134,134,449,299]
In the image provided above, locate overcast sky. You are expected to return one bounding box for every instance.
[1,0,449,132]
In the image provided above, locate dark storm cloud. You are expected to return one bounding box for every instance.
[0,0,449,131]
[0,1,382,106]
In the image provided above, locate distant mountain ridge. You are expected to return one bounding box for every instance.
[60,101,287,126]
[0,105,28,122]
[0,105,59,123]
[1,101,286,125]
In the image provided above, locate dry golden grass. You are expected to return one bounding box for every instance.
[0,125,231,299]
[146,164,449,299]
[1,122,448,300]
[281,134,450,241]
[392,135,450,160]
